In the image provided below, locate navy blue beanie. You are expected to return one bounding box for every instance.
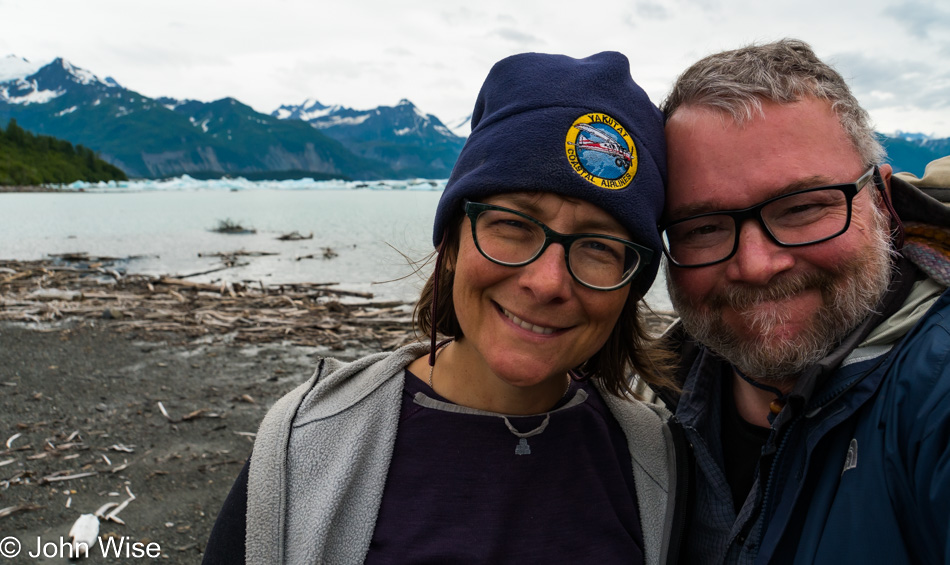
[433,51,667,297]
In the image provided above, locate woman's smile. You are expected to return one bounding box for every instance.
[499,304,562,336]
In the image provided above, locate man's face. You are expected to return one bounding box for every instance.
[663,98,893,382]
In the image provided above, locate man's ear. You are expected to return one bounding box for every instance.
[875,163,906,248]
[878,163,894,200]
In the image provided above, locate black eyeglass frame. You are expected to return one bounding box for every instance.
[463,200,654,291]
[660,166,879,268]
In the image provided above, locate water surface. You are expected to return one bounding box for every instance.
[0,181,673,309]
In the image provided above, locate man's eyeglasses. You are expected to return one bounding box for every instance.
[463,200,653,291]
[660,167,878,268]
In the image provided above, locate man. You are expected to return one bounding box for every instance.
[657,39,950,563]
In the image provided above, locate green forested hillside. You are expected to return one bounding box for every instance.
[0,119,127,185]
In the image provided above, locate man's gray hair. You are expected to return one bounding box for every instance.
[661,38,885,165]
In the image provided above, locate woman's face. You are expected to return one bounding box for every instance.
[451,191,632,389]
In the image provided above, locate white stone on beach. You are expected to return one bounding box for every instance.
[68,513,99,556]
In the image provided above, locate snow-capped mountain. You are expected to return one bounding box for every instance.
[0,56,120,106]
[878,131,950,177]
[445,113,472,138]
[0,56,407,179]
[0,55,48,84]
[272,98,332,121]
[886,130,934,143]
[272,98,466,178]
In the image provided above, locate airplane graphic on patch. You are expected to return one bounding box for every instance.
[570,123,632,170]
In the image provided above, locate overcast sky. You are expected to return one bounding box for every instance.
[2,0,949,136]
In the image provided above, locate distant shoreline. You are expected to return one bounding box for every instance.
[0,184,72,192]
[0,177,450,192]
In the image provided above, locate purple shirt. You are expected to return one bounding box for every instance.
[365,370,645,564]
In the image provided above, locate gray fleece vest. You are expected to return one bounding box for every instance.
[247,342,677,564]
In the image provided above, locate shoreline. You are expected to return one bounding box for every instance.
[0,185,74,193]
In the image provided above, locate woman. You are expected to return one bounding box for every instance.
[204,51,684,565]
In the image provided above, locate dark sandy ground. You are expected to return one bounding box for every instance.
[0,319,355,563]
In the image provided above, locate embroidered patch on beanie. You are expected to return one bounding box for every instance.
[565,113,638,189]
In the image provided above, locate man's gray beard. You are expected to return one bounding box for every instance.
[667,209,894,382]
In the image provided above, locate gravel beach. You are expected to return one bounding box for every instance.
[0,319,337,563]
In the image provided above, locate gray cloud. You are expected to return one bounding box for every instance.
[384,46,413,57]
[882,0,950,40]
[106,44,229,69]
[439,7,496,27]
[624,0,709,27]
[678,0,720,11]
[636,1,671,20]
[490,27,542,45]
[830,51,950,111]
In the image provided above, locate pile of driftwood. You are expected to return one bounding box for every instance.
[0,255,677,349]
[0,256,418,352]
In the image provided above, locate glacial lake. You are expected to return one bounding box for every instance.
[0,177,673,310]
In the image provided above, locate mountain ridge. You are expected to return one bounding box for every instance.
[0,56,460,180]
[0,55,945,180]
[272,98,466,179]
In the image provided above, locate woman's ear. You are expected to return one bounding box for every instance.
[439,222,461,273]
[444,248,456,273]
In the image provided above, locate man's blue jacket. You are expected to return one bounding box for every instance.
[765,288,950,563]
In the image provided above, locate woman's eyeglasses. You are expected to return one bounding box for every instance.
[464,200,652,291]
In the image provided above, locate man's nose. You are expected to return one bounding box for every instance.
[724,219,795,285]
